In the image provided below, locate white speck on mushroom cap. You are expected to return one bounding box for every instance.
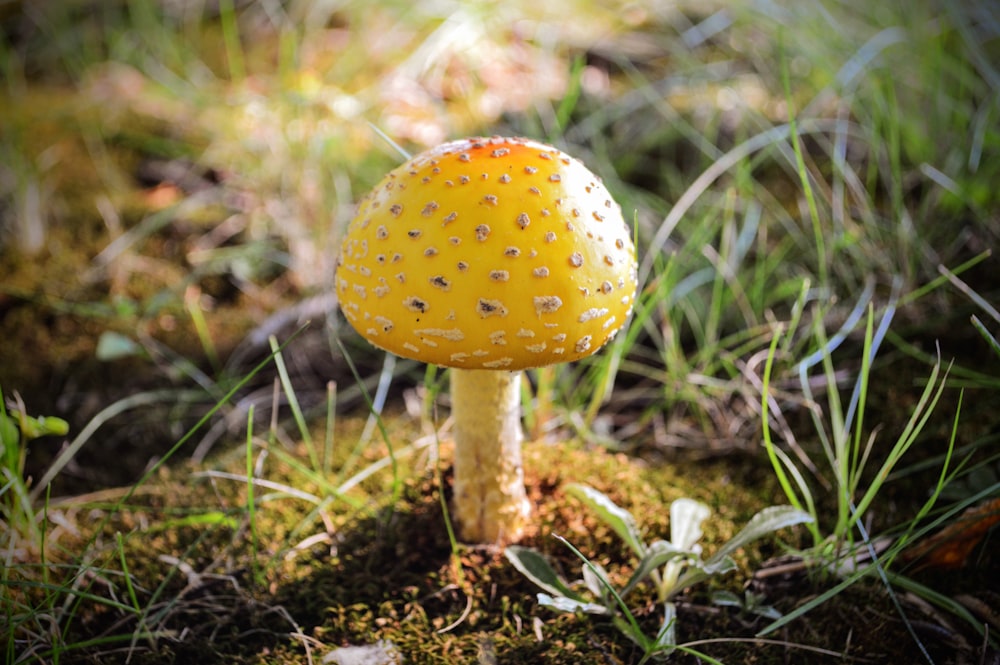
[335,136,638,370]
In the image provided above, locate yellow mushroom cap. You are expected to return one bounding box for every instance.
[336,136,638,370]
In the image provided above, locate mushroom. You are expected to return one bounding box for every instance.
[336,136,637,543]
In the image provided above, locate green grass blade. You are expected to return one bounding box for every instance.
[971,315,1000,359]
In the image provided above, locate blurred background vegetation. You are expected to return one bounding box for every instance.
[3,0,996,467]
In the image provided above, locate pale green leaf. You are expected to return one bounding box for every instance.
[670,498,711,551]
[621,540,689,598]
[537,592,609,615]
[566,483,646,557]
[504,546,585,601]
[709,505,813,565]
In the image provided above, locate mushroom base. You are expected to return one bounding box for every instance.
[450,369,531,543]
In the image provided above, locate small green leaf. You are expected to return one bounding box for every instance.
[1,413,19,450]
[710,590,743,607]
[711,590,783,620]
[565,483,646,557]
[504,546,586,601]
[537,592,609,615]
[582,561,609,600]
[29,415,69,438]
[7,408,70,442]
[702,555,737,576]
[580,562,622,613]
[708,505,813,565]
[621,540,689,598]
[668,556,738,599]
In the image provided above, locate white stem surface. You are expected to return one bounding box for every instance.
[450,369,530,543]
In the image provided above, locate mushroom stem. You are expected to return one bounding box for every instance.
[450,368,531,543]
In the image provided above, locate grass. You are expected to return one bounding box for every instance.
[1,0,999,663]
